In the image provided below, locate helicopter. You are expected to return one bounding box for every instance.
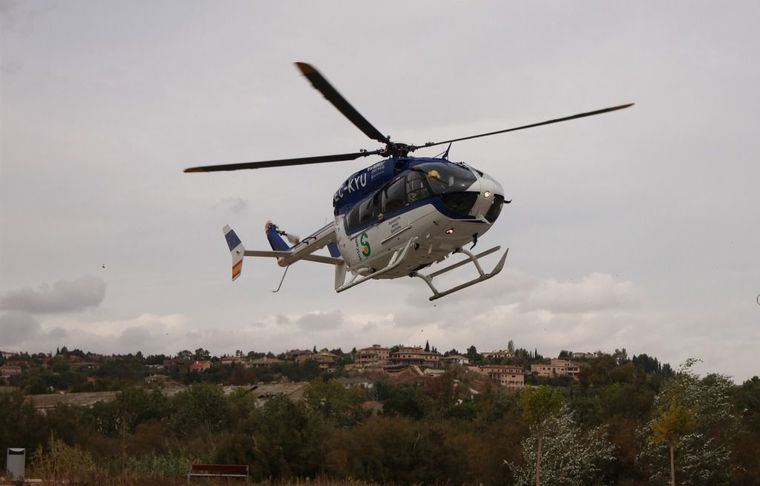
[185,62,633,301]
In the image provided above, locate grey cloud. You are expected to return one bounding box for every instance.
[0,0,19,29]
[0,311,42,345]
[295,310,343,331]
[0,60,22,76]
[403,270,638,318]
[47,327,68,339]
[275,314,291,326]
[118,326,152,349]
[392,308,444,329]
[361,322,378,332]
[215,197,249,214]
[0,276,106,314]
[402,267,540,308]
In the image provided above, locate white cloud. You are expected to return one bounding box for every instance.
[519,272,639,314]
[2,278,755,381]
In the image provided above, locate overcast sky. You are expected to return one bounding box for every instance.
[1,1,758,381]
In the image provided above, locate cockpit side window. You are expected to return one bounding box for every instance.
[405,171,431,203]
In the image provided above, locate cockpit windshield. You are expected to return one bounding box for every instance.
[413,162,477,194]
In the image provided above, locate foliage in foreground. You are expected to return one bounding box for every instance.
[509,406,615,486]
[0,359,758,485]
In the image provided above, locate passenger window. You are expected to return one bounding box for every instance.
[345,192,383,232]
[358,197,375,226]
[345,205,361,231]
[383,177,406,213]
[372,191,383,219]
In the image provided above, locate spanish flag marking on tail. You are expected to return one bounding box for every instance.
[232,259,243,280]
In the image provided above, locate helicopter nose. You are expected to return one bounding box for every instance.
[472,174,505,222]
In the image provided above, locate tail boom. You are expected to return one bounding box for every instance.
[223,222,341,281]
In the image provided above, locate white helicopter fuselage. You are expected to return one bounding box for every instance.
[222,159,510,301]
[335,172,503,279]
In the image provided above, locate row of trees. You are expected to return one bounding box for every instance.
[1,357,759,484]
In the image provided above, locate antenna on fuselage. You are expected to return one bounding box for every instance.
[441,143,453,160]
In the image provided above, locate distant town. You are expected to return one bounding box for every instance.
[0,341,670,412]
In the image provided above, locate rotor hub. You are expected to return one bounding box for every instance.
[383,142,412,158]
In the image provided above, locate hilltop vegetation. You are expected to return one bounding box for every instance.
[0,348,758,484]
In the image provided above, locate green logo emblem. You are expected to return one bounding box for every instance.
[359,232,371,257]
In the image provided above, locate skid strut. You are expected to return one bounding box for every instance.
[335,237,418,293]
[411,246,509,301]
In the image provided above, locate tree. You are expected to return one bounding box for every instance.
[508,340,515,354]
[241,395,330,480]
[466,345,481,363]
[425,340,430,352]
[304,379,366,426]
[650,400,696,486]
[509,407,614,485]
[519,386,564,486]
[613,348,629,365]
[168,383,230,436]
[637,359,736,486]
[733,376,760,483]
[383,385,427,420]
[0,391,47,463]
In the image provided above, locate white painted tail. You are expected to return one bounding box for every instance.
[223,225,245,281]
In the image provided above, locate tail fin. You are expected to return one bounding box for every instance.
[223,225,245,281]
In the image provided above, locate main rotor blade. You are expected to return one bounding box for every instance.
[295,62,390,145]
[184,150,378,173]
[413,103,634,151]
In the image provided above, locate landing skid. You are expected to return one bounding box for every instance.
[411,246,509,301]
